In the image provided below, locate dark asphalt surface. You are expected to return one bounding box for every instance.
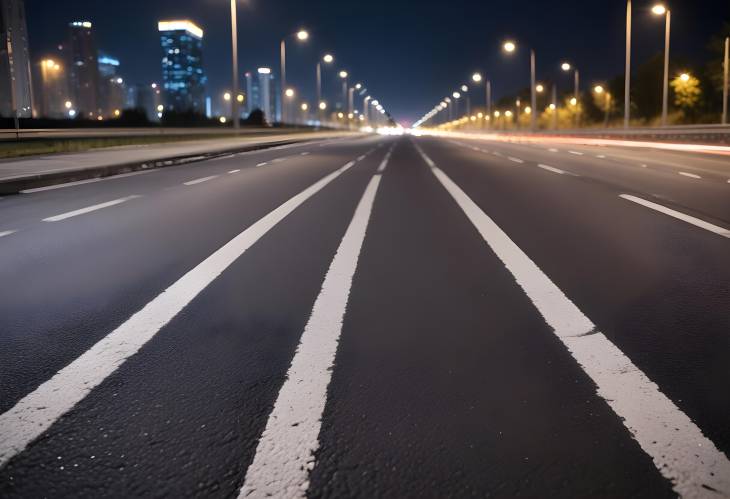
[0,133,728,498]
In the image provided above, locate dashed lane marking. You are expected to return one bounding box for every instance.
[620,194,730,239]
[42,195,142,222]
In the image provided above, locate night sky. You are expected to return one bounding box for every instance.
[26,0,729,125]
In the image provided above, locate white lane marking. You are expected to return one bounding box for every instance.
[418,149,730,497]
[184,175,219,186]
[507,156,524,164]
[256,162,268,167]
[228,169,241,174]
[0,159,362,469]
[620,194,730,238]
[20,170,154,194]
[21,178,102,193]
[678,171,701,179]
[357,154,367,161]
[271,157,288,164]
[0,230,17,238]
[209,154,236,162]
[300,152,310,156]
[537,164,567,175]
[239,175,382,499]
[376,144,396,173]
[42,195,141,222]
[548,148,559,153]
[415,144,436,168]
[596,154,606,159]
[568,150,584,156]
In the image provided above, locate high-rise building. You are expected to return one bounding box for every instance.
[244,71,257,116]
[0,0,33,118]
[34,58,68,118]
[97,53,125,117]
[67,21,100,117]
[257,67,275,122]
[158,20,206,114]
[127,82,163,121]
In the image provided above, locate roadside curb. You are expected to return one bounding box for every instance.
[0,136,339,195]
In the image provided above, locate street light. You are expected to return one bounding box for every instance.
[285,88,295,98]
[561,61,580,126]
[339,71,349,114]
[316,53,334,123]
[229,0,240,130]
[281,28,309,123]
[503,40,537,131]
[472,72,482,83]
[223,92,232,101]
[652,3,671,126]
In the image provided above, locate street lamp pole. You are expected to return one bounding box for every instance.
[486,80,492,128]
[316,62,322,123]
[723,36,729,125]
[230,0,239,130]
[661,9,671,127]
[530,49,537,131]
[280,39,287,123]
[624,0,632,129]
[652,4,671,126]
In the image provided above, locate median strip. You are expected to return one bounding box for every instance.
[620,194,730,238]
[42,195,141,222]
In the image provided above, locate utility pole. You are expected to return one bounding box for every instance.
[723,37,729,125]
[230,0,240,130]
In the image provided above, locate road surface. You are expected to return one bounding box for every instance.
[0,134,728,498]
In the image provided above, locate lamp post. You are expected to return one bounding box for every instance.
[561,62,580,127]
[339,70,348,114]
[722,37,730,125]
[652,4,671,126]
[316,53,333,124]
[461,84,470,116]
[452,91,461,118]
[229,0,240,130]
[503,40,537,131]
[280,29,309,123]
[625,0,632,128]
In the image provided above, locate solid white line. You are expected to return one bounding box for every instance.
[0,159,361,469]
[418,149,730,497]
[256,162,268,167]
[0,230,17,238]
[413,142,435,168]
[620,194,730,238]
[42,195,141,222]
[21,178,102,193]
[20,170,154,194]
[507,156,524,164]
[358,154,367,161]
[184,175,219,186]
[568,150,584,156]
[376,144,396,173]
[537,164,567,175]
[228,169,241,174]
[678,171,701,179]
[239,174,382,499]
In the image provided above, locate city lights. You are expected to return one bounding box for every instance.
[594,85,605,94]
[237,94,244,103]
[219,116,227,123]
[158,20,204,39]
[680,73,690,82]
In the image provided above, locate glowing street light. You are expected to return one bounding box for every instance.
[281,28,310,123]
[319,101,327,110]
[561,62,571,71]
[237,94,244,103]
[503,39,537,130]
[594,85,604,94]
[223,92,232,101]
[472,72,482,83]
[301,103,309,111]
[285,88,295,98]
[64,101,73,109]
[452,92,461,99]
[339,70,348,79]
[316,53,334,121]
[460,84,468,92]
[652,3,671,126]
[536,84,544,93]
[679,72,690,82]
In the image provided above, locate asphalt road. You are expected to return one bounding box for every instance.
[0,133,728,498]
